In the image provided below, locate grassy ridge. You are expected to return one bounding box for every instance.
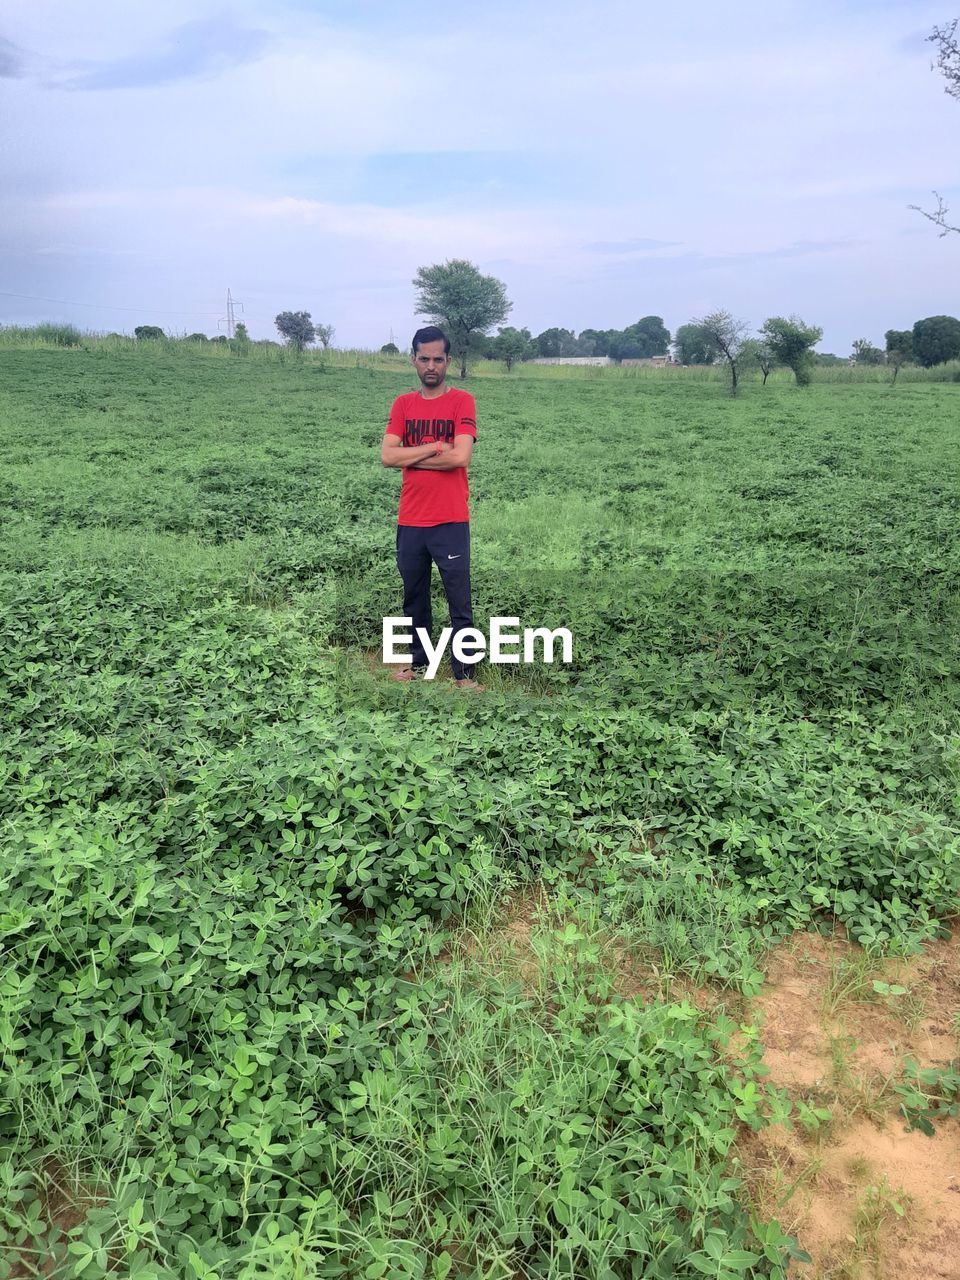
[0,345,958,1276]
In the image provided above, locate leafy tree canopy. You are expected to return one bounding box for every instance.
[619,315,671,359]
[489,326,536,371]
[577,328,611,357]
[851,338,884,366]
[673,323,719,366]
[542,318,671,361]
[884,329,913,360]
[912,314,960,367]
[739,337,776,384]
[413,258,511,377]
[759,315,823,387]
[134,325,164,341]
[535,327,581,358]
[275,311,316,351]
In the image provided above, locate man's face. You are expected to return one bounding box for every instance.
[412,339,451,389]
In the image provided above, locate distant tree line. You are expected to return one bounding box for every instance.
[127,253,960,388]
[130,315,335,352]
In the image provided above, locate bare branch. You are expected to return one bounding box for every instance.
[908,191,960,237]
[912,23,960,236]
[929,18,960,100]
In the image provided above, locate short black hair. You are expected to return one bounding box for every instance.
[412,325,450,355]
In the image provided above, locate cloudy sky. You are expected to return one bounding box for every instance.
[1,0,958,352]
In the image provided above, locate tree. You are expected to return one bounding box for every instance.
[380,342,400,355]
[673,323,720,366]
[693,310,748,393]
[413,258,511,377]
[315,323,335,350]
[739,337,775,385]
[275,311,316,351]
[910,20,960,235]
[759,315,822,387]
[851,338,884,365]
[489,326,535,371]
[619,316,671,359]
[884,329,913,362]
[578,328,610,357]
[885,330,912,384]
[535,327,580,358]
[234,322,249,343]
[134,325,164,340]
[912,314,960,366]
[185,332,208,342]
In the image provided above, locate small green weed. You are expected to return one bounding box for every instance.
[894,1057,960,1136]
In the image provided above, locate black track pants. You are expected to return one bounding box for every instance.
[396,521,475,679]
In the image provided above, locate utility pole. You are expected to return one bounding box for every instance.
[219,288,243,338]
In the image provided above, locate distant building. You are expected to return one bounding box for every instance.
[620,355,677,368]
[531,356,614,367]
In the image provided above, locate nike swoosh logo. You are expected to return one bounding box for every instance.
[447,554,461,559]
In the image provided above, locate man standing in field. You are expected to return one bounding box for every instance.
[381,326,481,689]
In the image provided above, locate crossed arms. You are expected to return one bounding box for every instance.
[380,433,474,471]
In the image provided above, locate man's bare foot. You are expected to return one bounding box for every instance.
[390,667,425,682]
[454,677,484,691]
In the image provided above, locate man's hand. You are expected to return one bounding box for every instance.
[411,436,474,471]
[410,441,453,468]
[381,434,445,468]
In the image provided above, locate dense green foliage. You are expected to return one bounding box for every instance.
[274,311,317,352]
[911,314,960,367]
[884,329,913,361]
[674,324,720,366]
[850,339,884,366]
[487,326,536,370]
[537,318,671,361]
[758,317,823,387]
[0,343,957,1275]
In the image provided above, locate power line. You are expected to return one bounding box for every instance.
[0,289,224,316]
[0,287,283,336]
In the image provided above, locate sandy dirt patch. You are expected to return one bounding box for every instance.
[739,922,960,1279]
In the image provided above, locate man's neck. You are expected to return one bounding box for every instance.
[418,383,449,400]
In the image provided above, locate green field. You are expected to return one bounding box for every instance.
[1,342,958,1278]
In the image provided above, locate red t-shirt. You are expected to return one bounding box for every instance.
[386,387,477,526]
